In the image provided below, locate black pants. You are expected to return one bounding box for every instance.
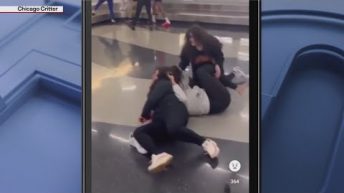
[133,109,205,155]
[195,64,231,114]
[132,0,152,26]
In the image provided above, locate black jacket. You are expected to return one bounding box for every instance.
[179,46,225,75]
[141,79,188,121]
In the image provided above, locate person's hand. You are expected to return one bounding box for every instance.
[215,64,221,79]
[236,83,248,96]
[166,72,176,85]
[139,117,151,124]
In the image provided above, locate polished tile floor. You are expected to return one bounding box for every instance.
[92,22,249,193]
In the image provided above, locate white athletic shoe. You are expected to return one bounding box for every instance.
[202,139,220,159]
[129,133,147,154]
[232,66,249,84]
[110,19,116,23]
[148,152,173,173]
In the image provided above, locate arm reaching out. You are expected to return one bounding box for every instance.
[172,84,187,103]
[167,72,187,103]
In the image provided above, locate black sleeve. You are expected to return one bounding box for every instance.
[141,80,172,119]
[179,52,190,70]
[213,47,225,71]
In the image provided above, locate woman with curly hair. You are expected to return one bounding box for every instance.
[179,26,247,114]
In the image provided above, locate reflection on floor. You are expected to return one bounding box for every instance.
[92,22,249,193]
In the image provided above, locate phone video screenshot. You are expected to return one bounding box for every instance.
[2,0,344,192]
[0,0,82,193]
[91,0,250,193]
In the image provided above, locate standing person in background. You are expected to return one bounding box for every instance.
[130,0,153,30]
[152,0,171,28]
[92,0,116,23]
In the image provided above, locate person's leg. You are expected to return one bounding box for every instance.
[133,120,173,172]
[94,0,107,10]
[157,1,171,25]
[133,121,163,155]
[152,1,157,23]
[164,109,205,146]
[164,111,220,158]
[106,0,116,21]
[156,2,165,17]
[195,64,231,114]
[219,74,238,90]
[168,126,205,146]
[132,0,144,26]
[144,0,153,26]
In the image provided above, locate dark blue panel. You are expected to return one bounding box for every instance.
[0,1,82,192]
[261,1,344,192]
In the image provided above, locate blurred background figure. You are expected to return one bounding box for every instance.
[152,0,171,28]
[130,0,153,30]
[92,0,116,23]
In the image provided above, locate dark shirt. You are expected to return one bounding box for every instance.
[141,79,187,120]
[179,46,225,75]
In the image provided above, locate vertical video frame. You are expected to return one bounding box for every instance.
[91,0,250,192]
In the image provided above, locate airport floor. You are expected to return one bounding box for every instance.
[91,21,250,193]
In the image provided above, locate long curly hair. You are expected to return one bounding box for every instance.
[181,25,223,59]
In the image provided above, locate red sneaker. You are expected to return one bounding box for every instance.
[161,22,171,28]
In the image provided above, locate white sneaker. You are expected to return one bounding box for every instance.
[232,66,249,84]
[129,133,147,154]
[148,152,173,173]
[202,139,220,159]
[110,19,116,23]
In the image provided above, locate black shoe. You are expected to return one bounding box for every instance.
[149,25,153,31]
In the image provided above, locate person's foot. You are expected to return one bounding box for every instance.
[161,21,171,28]
[202,139,220,159]
[110,19,116,23]
[129,133,147,154]
[148,152,173,173]
[149,25,153,31]
[232,66,249,84]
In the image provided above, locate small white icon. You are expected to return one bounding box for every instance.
[229,160,241,173]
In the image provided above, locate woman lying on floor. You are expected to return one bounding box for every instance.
[167,65,248,116]
[129,66,220,173]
